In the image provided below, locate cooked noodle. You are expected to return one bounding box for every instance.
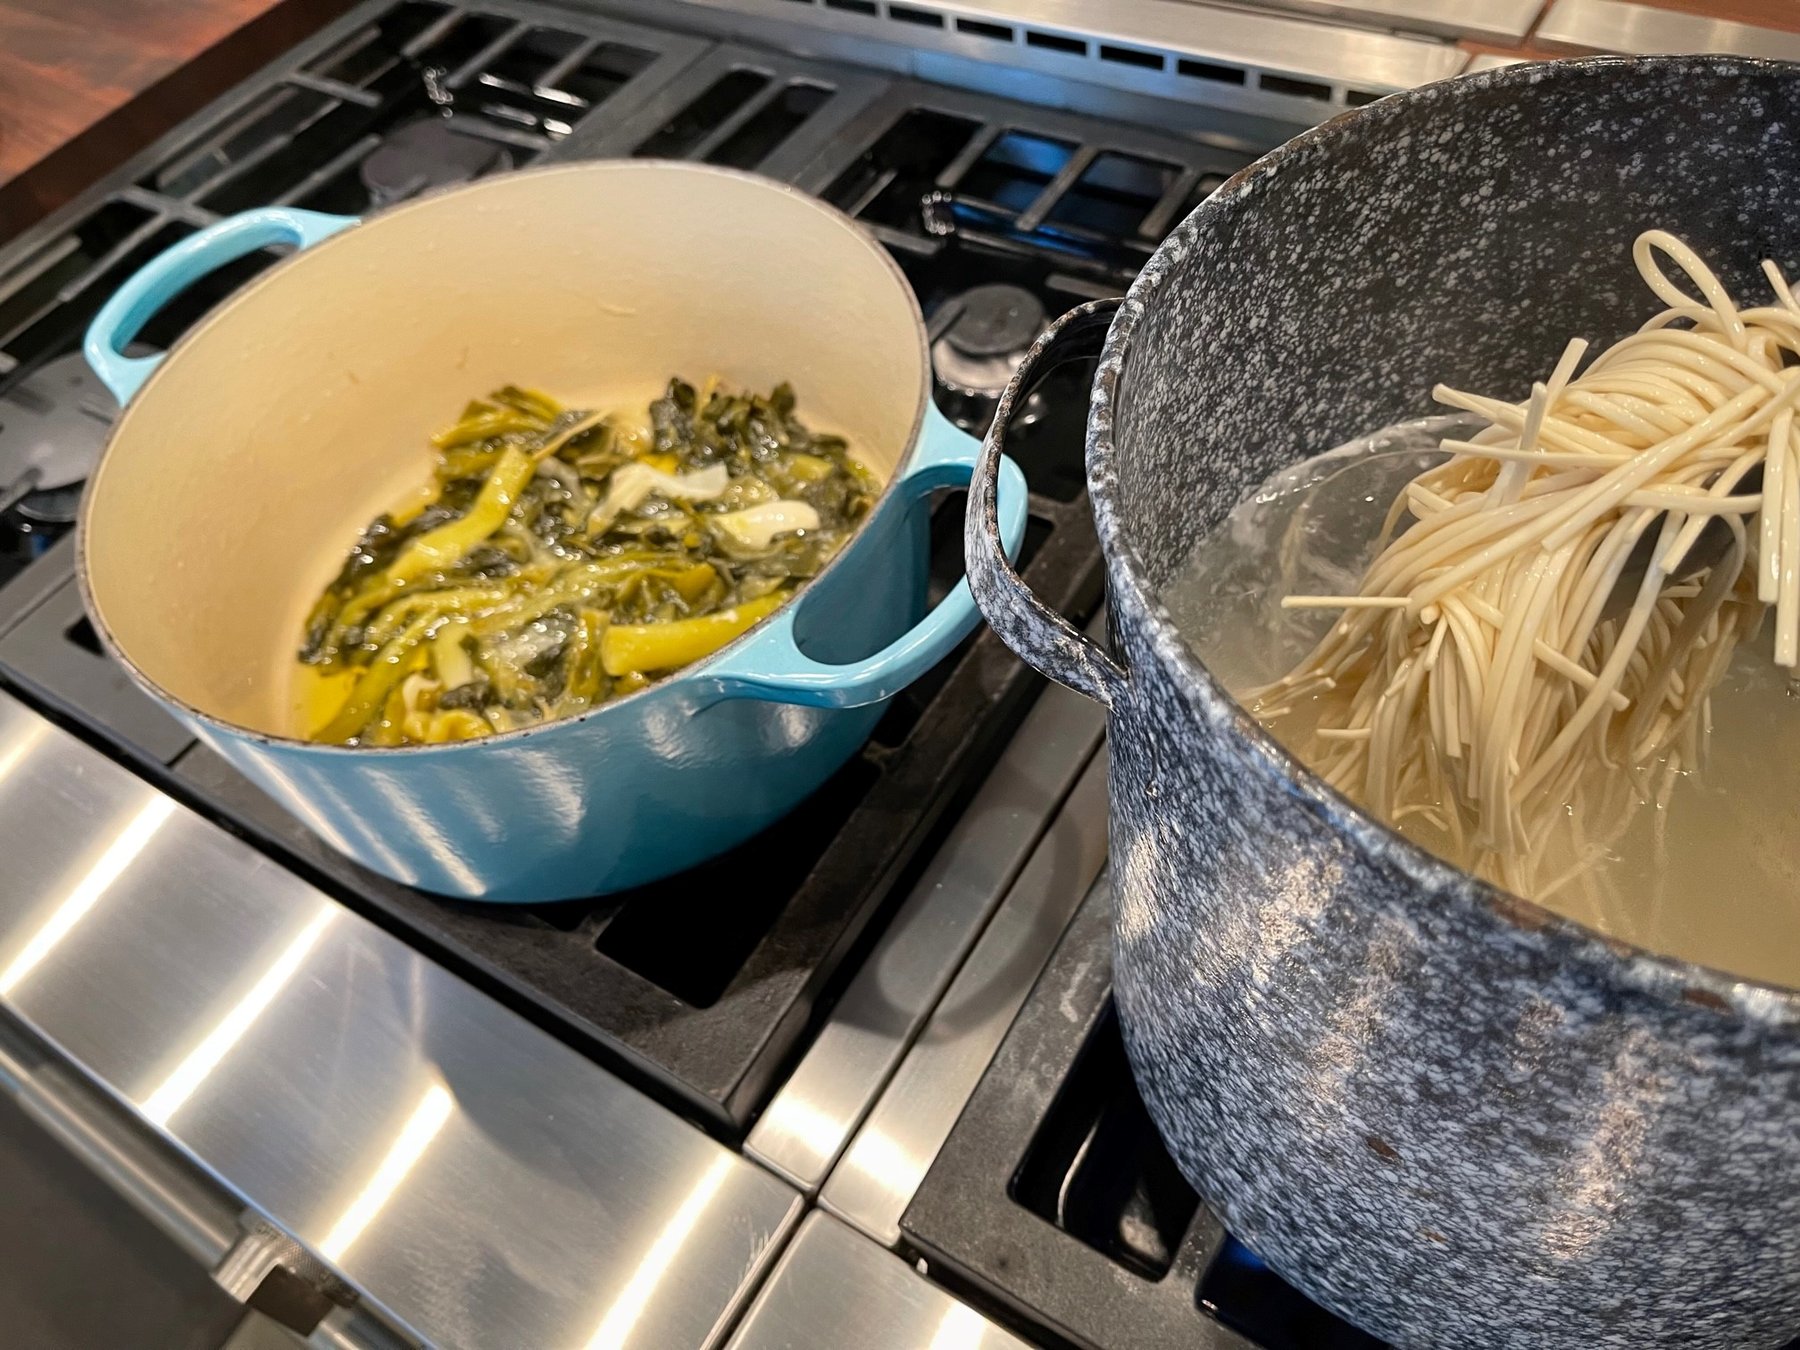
[1252,231,1799,896]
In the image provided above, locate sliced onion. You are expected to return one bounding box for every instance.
[710,501,822,552]
[587,462,730,535]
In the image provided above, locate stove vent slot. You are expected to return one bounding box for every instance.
[1024,29,1086,56]
[1098,43,1164,71]
[954,17,1014,41]
[1257,72,1332,102]
[887,3,944,26]
[717,0,1422,120]
[1177,58,1244,86]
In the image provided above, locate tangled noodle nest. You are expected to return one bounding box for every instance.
[1254,231,1800,897]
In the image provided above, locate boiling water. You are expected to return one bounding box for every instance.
[1163,417,1800,989]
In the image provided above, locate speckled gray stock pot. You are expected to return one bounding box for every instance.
[966,56,1800,1350]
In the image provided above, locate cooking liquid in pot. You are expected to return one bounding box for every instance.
[1164,416,1800,988]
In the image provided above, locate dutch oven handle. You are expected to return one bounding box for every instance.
[85,207,358,404]
[966,298,1129,707]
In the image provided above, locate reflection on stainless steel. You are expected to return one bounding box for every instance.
[581,1154,736,1350]
[681,0,1464,102]
[820,749,1110,1246]
[142,905,339,1127]
[1538,0,1800,60]
[928,1302,1003,1350]
[1221,0,1538,42]
[0,718,48,790]
[318,1083,455,1263]
[0,693,799,1349]
[748,677,1105,1190]
[728,1212,1029,1350]
[0,795,176,995]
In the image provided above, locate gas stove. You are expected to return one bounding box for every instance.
[0,0,1268,1141]
[0,4,1739,1349]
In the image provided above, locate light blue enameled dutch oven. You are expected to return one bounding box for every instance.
[77,162,1026,901]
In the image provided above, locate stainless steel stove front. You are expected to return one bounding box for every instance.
[0,693,800,1348]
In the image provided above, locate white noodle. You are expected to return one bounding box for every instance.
[1251,231,1795,897]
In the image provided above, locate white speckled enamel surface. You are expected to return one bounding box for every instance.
[971,54,1800,1350]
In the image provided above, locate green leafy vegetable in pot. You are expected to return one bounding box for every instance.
[295,378,880,746]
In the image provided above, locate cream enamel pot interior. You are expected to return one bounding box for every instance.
[78,162,1027,901]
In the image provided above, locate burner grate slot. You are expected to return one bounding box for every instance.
[0,216,282,380]
[303,2,454,85]
[954,131,1076,215]
[421,14,518,83]
[633,69,773,159]
[1045,151,1180,241]
[552,43,658,109]
[1199,1236,1388,1349]
[1010,1006,1199,1280]
[824,108,983,228]
[181,66,436,212]
[151,8,668,217]
[146,86,339,202]
[0,202,156,368]
[458,24,581,91]
[706,81,833,170]
[459,26,654,131]
[594,756,881,1008]
[63,617,103,657]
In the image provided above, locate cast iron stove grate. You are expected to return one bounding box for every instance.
[0,0,1256,1133]
[904,878,1388,1350]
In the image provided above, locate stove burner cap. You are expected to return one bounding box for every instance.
[945,284,1045,362]
[931,284,1047,411]
[0,351,118,504]
[360,117,512,208]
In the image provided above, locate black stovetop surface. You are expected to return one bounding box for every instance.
[0,0,1257,1133]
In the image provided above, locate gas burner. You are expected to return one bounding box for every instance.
[0,352,118,525]
[359,116,514,208]
[930,283,1048,433]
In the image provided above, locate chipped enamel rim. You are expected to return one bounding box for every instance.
[1091,53,1800,1019]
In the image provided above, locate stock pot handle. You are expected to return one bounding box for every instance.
[704,404,1029,709]
[84,207,358,404]
[966,298,1128,707]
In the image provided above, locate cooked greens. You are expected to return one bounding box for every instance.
[298,379,878,746]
